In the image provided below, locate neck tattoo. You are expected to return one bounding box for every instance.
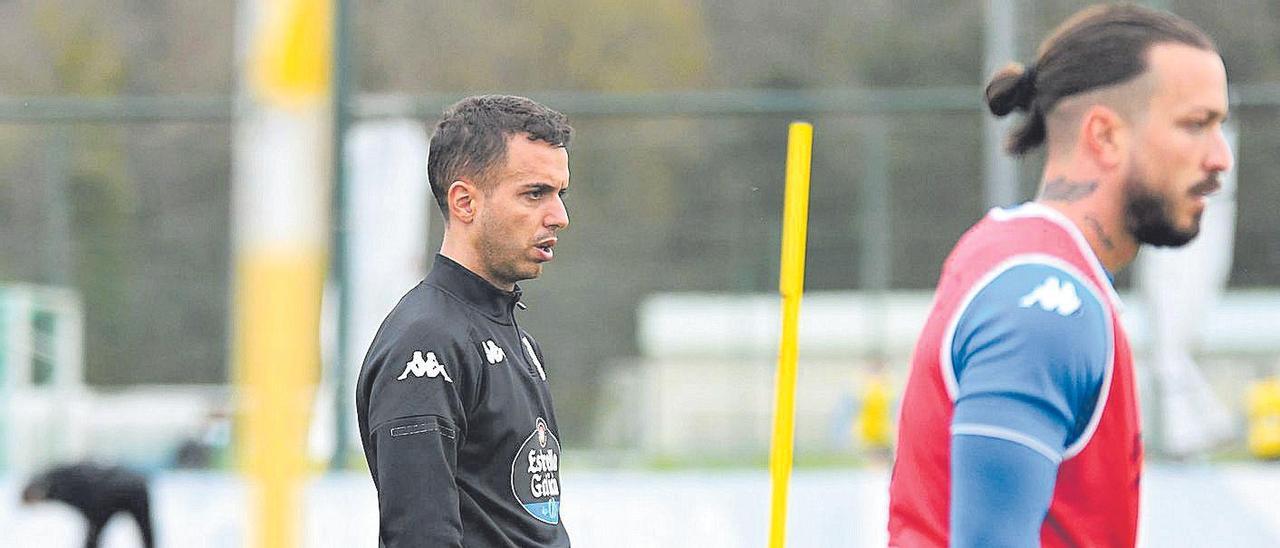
[1084,216,1115,251]
[1040,177,1099,202]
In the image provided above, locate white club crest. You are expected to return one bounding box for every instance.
[536,417,549,448]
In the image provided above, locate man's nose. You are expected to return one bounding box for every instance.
[1206,125,1234,173]
[546,195,569,230]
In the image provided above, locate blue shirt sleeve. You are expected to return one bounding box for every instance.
[951,435,1057,548]
[951,262,1109,460]
[948,262,1110,545]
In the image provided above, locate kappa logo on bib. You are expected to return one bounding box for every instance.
[510,417,562,524]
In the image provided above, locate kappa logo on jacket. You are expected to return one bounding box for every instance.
[397,350,453,382]
[482,340,506,365]
[1019,276,1082,316]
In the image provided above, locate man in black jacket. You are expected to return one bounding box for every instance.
[356,95,573,547]
[22,462,154,548]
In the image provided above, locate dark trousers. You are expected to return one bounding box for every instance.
[81,489,154,548]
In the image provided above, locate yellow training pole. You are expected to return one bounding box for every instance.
[767,121,813,548]
[234,0,332,546]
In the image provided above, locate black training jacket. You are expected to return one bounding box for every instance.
[356,254,570,548]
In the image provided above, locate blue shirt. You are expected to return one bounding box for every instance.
[948,262,1110,547]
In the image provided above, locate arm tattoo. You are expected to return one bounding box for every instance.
[1084,216,1115,251]
[1039,178,1098,202]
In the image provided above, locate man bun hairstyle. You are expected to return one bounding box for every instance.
[984,3,1216,156]
[426,95,573,220]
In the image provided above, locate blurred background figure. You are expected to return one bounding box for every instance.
[173,410,233,469]
[1137,124,1238,459]
[21,462,154,548]
[1248,375,1280,459]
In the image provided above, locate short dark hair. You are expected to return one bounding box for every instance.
[985,4,1216,155]
[426,95,573,220]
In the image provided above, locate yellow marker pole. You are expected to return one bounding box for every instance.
[767,121,813,548]
[234,0,332,546]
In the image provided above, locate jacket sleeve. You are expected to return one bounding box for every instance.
[363,330,476,548]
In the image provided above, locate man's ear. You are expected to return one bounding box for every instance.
[448,179,480,223]
[1080,105,1129,169]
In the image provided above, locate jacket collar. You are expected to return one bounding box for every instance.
[426,254,523,324]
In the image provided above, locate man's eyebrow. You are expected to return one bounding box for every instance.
[524,179,570,189]
[1191,107,1227,122]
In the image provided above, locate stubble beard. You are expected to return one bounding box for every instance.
[476,210,537,288]
[1122,165,1200,248]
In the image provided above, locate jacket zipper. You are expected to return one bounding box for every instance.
[510,300,539,379]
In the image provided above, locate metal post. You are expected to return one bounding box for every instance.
[858,116,891,363]
[0,286,8,470]
[329,0,353,470]
[43,127,73,287]
[983,0,1020,208]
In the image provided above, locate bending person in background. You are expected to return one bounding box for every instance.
[22,462,154,548]
[889,5,1232,547]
